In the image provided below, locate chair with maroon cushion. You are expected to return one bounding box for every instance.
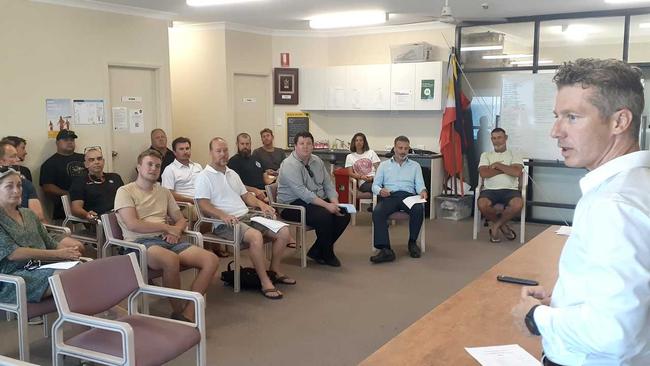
[48,253,206,366]
[100,212,203,313]
[370,194,426,253]
[61,195,104,257]
[0,225,70,362]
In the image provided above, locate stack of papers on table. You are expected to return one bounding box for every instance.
[465,344,541,366]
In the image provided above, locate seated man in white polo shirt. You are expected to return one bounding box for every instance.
[477,128,524,243]
[161,137,202,204]
[195,137,295,300]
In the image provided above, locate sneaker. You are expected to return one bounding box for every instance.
[408,241,421,258]
[370,248,396,263]
[28,316,43,325]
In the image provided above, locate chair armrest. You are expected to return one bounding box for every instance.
[43,224,71,237]
[372,195,377,206]
[102,239,148,277]
[177,202,194,210]
[129,286,205,329]
[0,274,27,313]
[181,230,204,249]
[65,215,91,225]
[58,311,134,360]
[269,203,306,226]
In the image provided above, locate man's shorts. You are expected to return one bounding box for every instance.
[479,189,521,207]
[133,235,192,254]
[212,213,271,242]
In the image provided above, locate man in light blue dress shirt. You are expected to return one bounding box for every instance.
[516,59,650,366]
[370,136,428,263]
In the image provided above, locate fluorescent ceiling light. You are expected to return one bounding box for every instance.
[460,45,503,52]
[639,22,650,29]
[511,59,554,65]
[604,0,650,4]
[187,0,264,6]
[309,10,387,29]
[482,54,532,60]
[547,24,600,41]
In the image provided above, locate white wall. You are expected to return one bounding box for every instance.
[0,0,172,181]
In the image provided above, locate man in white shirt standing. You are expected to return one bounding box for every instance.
[195,137,295,300]
[477,128,524,243]
[161,137,202,204]
[516,58,650,366]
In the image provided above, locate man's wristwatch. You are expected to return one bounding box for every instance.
[525,304,542,336]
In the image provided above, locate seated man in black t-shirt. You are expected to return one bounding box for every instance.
[69,147,124,221]
[39,130,86,222]
[228,133,273,202]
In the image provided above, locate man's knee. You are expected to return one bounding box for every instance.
[246,229,264,251]
[148,247,180,271]
[508,197,524,212]
[477,198,492,213]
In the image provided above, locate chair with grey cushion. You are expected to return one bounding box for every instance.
[49,253,206,366]
[61,195,104,257]
[0,225,70,362]
[265,183,313,268]
[100,212,203,313]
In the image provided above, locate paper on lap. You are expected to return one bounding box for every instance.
[250,216,289,233]
[402,196,426,209]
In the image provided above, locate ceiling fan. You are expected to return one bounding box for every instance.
[389,0,507,27]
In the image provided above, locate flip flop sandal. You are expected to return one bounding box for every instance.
[489,228,501,243]
[273,275,297,285]
[500,225,517,241]
[261,287,283,300]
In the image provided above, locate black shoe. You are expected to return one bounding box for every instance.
[324,255,341,267]
[307,253,326,265]
[307,246,326,265]
[370,248,396,263]
[408,241,421,258]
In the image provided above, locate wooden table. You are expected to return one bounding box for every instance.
[360,226,567,366]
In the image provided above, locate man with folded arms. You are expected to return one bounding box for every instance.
[114,149,219,322]
[516,59,650,365]
[228,133,272,202]
[195,137,295,300]
[370,135,427,264]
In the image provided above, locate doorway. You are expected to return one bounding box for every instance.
[233,74,270,147]
[108,66,159,182]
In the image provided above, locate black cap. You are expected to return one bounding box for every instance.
[56,130,78,140]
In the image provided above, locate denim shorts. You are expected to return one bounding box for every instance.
[133,235,192,254]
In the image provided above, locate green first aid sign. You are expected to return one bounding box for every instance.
[421,79,435,100]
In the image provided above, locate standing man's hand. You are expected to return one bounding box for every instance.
[379,188,391,197]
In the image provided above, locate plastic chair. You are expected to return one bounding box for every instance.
[349,178,373,226]
[370,195,426,253]
[61,195,104,257]
[0,225,70,362]
[49,253,206,366]
[265,183,313,268]
[472,164,528,244]
[100,212,203,313]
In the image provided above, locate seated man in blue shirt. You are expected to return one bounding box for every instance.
[370,135,427,263]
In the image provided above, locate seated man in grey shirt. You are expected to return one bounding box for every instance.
[277,131,350,267]
[252,128,286,178]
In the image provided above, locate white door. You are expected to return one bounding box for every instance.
[233,74,270,145]
[108,66,159,182]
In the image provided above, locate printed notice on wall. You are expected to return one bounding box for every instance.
[46,98,73,138]
[112,107,128,131]
[129,109,144,134]
[73,99,105,125]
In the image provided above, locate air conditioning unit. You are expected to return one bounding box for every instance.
[390,42,435,63]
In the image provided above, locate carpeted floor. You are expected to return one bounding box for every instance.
[0,216,548,365]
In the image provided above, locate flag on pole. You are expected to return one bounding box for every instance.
[439,51,472,195]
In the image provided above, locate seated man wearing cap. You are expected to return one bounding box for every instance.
[39,130,86,222]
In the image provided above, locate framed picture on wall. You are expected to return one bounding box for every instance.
[274,68,299,105]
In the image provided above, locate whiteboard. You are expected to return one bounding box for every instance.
[499,73,562,161]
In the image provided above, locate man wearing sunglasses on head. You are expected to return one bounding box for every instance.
[69,147,124,221]
[277,131,350,267]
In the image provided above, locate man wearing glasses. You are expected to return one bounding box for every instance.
[39,130,86,222]
[69,147,124,221]
[277,131,350,267]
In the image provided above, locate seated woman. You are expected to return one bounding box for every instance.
[0,167,84,304]
[345,132,380,193]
